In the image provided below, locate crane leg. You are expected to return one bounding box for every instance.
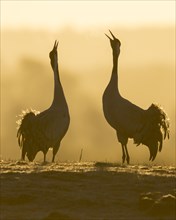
[121,144,126,163]
[21,148,26,161]
[21,142,28,161]
[43,153,46,163]
[116,131,128,164]
[52,142,60,162]
[124,145,130,164]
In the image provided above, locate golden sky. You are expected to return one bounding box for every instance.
[1,1,175,163]
[1,1,175,29]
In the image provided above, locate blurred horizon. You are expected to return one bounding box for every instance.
[1,1,175,29]
[1,1,175,164]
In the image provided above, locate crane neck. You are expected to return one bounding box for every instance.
[109,51,120,94]
[51,62,67,108]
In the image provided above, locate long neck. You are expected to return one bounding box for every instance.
[51,62,67,108]
[109,51,120,95]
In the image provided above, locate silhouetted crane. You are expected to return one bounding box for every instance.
[17,41,70,162]
[102,30,169,164]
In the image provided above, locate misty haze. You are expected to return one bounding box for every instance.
[1,27,175,164]
[1,21,176,220]
[1,1,175,219]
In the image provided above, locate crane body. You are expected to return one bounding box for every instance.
[103,31,169,164]
[17,41,70,162]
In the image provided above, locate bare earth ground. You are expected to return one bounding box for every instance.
[0,161,175,220]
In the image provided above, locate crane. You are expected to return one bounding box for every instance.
[17,41,70,162]
[102,30,169,164]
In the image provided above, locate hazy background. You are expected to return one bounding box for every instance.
[1,1,175,164]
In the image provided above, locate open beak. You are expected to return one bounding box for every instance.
[105,30,116,40]
[53,40,58,50]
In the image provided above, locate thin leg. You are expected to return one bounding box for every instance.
[21,148,26,161]
[42,147,48,163]
[121,144,126,164]
[116,131,128,164]
[43,153,46,163]
[124,145,130,164]
[52,142,60,162]
[21,142,27,161]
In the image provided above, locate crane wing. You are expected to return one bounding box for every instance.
[111,98,145,137]
[108,99,170,161]
[133,104,169,161]
[36,108,70,145]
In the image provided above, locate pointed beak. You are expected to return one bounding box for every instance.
[105,30,118,41]
[105,33,112,40]
[53,40,58,50]
[109,30,116,40]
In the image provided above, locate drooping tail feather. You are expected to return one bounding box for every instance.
[134,104,169,161]
[16,109,39,148]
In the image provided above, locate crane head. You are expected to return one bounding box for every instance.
[49,40,58,70]
[105,30,121,55]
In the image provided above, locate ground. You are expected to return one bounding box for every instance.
[0,161,175,220]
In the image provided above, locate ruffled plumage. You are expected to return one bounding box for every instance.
[17,109,39,148]
[134,104,169,161]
